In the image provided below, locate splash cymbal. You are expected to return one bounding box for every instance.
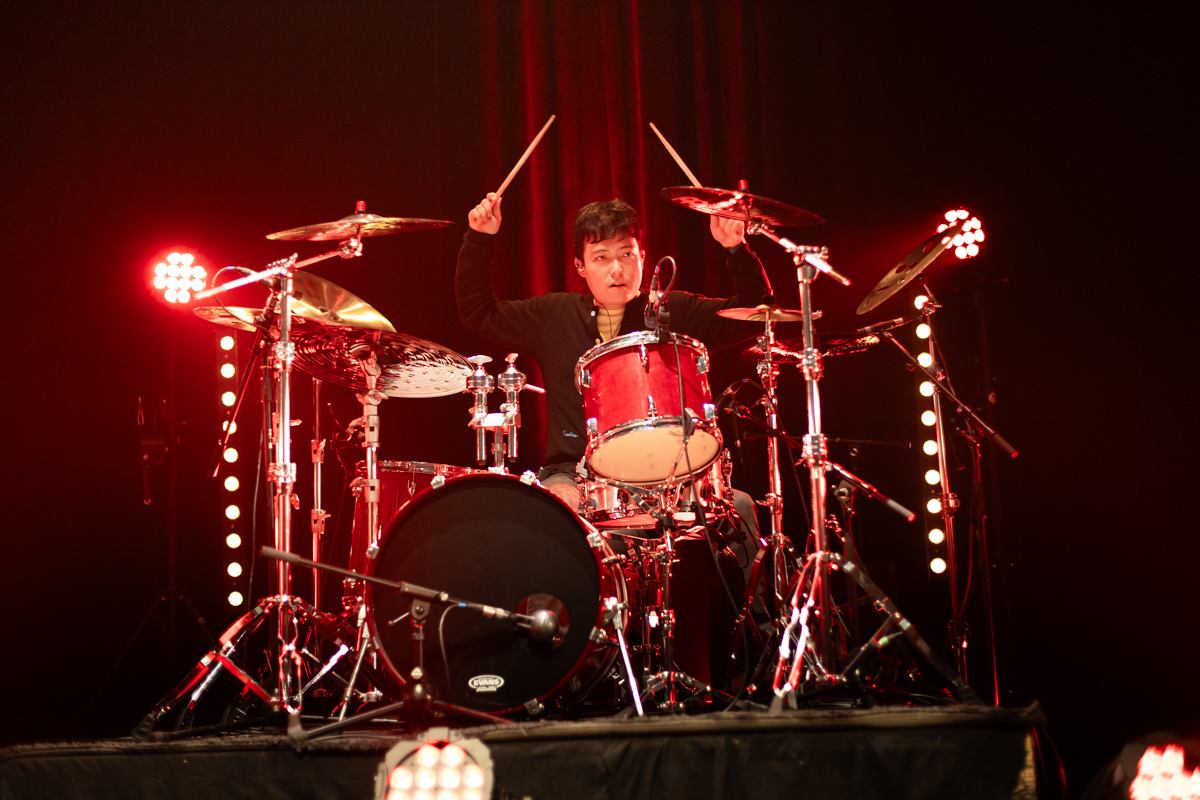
[856,221,963,315]
[292,328,471,398]
[661,186,824,228]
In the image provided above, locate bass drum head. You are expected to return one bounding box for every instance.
[367,473,608,713]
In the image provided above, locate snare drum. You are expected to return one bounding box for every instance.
[580,449,735,533]
[575,331,721,484]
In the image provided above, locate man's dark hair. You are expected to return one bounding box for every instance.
[573,199,642,259]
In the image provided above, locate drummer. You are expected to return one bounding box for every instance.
[456,192,774,518]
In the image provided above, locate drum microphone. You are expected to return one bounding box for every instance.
[464,602,561,643]
[232,266,281,289]
[855,315,922,336]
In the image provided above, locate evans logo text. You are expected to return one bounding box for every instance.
[468,675,505,693]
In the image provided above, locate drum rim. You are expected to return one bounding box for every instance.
[574,330,707,391]
[585,417,722,484]
[366,460,485,475]
[363,471,625,714]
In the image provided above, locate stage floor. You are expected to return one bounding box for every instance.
[1,703,1044,799]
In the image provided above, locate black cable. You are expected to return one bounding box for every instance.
[438,605,458,695]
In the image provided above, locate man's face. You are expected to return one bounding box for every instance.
[576,234,644,309]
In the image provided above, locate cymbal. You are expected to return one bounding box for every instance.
[856,221,963,315]
[718,306,822,323]
[267,212,452,241]
[292,328,471,398]
[661,186,824,228]
[741,334,879,363]
[194,270,394,333]
[194,271,395,333]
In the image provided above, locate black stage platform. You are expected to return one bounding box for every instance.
[1,704,1045,799]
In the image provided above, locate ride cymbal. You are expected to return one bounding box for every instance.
[268,212,452,241]
[661,186,824,228]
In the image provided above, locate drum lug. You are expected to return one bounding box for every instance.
[697,354,708,374]
[646,395,657,418]
[431,475,446,489]
[524,698,545,716]
[589,626,610,645]
[639,343,648,371]
[703,402,716,421]
[587,417,598,436]
[587,531,604,549]
[520,470,538,485]
[579,368,590,388]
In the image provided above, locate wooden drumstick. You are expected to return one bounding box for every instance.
[495,114,557,197]
[649,122,703,188]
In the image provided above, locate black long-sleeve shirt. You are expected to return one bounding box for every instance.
[455,229,773,471]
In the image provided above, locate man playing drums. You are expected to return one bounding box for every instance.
[456,191,774,511]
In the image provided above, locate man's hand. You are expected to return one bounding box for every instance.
[468,193,503,235]
[710,215,746,248]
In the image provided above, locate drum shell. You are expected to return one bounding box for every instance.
[365,473,627,714]
[349,461,485,578]
[576,332,721,484]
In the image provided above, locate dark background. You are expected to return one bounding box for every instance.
[1,1,1193,793]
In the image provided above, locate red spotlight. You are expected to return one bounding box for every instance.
[937,209,985,260]
[148,248,208,305]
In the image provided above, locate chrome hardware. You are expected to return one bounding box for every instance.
[697,354,708,374]
[524,699,544,716]
[703,402,716,421]
[587,417,598,435]
[520,470,537,485]
[579,368,591,388]
[639,343,648,371]
[647,395,657,417]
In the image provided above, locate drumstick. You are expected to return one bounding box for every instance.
[649,123,703,188]
[495,114,556,197]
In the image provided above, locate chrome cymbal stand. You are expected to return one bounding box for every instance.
[192,236,364,715]
[746,220,852,701]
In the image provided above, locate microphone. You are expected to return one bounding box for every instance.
[232,266,281,289]
[523,608,560,643]
[643,263,662,329]
[855,315,922,336]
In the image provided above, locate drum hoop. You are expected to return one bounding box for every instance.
[370,460,483,476]
[574,331,707,391]
[363,472,626,712]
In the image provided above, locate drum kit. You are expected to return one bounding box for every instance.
[134,169,1016,738]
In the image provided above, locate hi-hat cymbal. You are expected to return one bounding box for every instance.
[661,186,824,228]
[194,270,396,333]
[292,328,471,398]
[718,306,822,323]
[856,221,964,315]
[741,334,880,363]
[268,212,452,241]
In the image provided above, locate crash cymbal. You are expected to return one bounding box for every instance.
[741,334,880,363]
[193,270,395,333]
[292,328,471,398]
[661,186,824,228]
[290,270,396,331]
[718,306,822,323]
[267,212,452,241]
[856,221,964,315]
